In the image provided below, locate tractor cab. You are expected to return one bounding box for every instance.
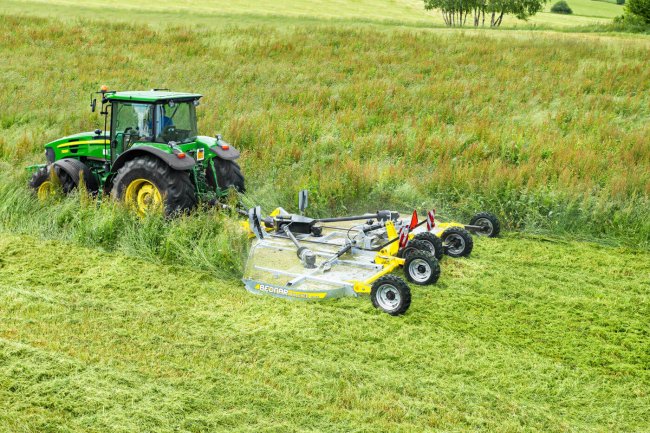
[102,91,202,161]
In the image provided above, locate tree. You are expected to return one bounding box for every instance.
[424,0,548,27]
[627,0,650,22]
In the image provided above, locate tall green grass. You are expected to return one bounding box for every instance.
[0,15,648,249]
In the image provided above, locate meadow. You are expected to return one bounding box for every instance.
[0,1,649,431]
[0,11,648,246]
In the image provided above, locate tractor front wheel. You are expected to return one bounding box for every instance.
[29,165,75,201]
[111,156,196,217]
[207,159,245,194]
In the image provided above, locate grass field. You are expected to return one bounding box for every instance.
[0,0,649,431]
[1,232,649,432]
[1,13,649,246]
[0,0,624,28]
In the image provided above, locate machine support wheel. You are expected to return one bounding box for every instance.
[441,227,474,258]
[404,250,440,285]
[207,158,245,193]
[412,232,444,260]
[370,275,411,316]
[111,156,197,217]
[469,212,501,237]
[400,239,432,259]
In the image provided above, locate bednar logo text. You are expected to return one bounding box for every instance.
[254,284,327,299]
[255,283,288,295]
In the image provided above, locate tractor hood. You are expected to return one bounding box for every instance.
[44,131,108,148]
[196,136,240,160]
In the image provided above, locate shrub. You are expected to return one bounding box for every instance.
[627,0,650,22]
[617,0,625,5]
[551,0,573,14]
[611,12,650,31]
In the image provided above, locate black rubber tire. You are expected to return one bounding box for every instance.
[207,158,245,193]
[55,159,99,194]
[370,275,411,316]
[28,164,75,195]
[404,250,440,285]
[111,155,197,216]
[469,212,501,238]
[400,239,432,259]
[412,232,444,260]
[441,227,474,258]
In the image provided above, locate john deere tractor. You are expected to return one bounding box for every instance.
[27,87,245,216]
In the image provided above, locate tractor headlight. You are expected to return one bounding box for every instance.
[45,148,55,163]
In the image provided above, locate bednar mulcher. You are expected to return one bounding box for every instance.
[242,191,500,316]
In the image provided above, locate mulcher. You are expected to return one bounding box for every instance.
[242,191,501,316]
[27,86,244,215]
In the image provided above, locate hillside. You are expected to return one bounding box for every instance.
[0,0,625,28]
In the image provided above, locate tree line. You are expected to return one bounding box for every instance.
[424,0,548,27]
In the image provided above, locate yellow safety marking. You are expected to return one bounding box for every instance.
[57,139,109,148]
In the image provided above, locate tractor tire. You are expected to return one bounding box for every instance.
[400,239,432,259]
[111,156,196,217]
[441,227,474,258]
[207,159,245,193]
[404,250,440,286]
[370,275,411,316]
[412,232,444,260]
[29,164,76,200]
[469,212,501,237]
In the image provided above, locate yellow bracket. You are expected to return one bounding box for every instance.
[352,256,403,294]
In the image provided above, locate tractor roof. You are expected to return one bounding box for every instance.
[105,90,202,103]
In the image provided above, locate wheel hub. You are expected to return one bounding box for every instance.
[475,217,493,236]
[125,179,162,217]
[37,180,55,201]
[446,234,465,254]
[408,258,432,283]
[376,284,401,310]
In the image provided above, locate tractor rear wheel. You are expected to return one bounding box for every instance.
[207,159,245,193]
[111,156,196,217]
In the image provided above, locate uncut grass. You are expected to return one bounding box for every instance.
[0,16,649,247]
[1,233,649,432]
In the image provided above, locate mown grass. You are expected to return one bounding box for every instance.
[1,232,649,432]
[0,15,649,247]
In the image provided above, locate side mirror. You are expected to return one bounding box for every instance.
[298,190,308,215]
[91,98,97,112]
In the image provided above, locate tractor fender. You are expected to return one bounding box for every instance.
[53,158,99,193]
[210,144,240,161]
[111,146,196,174]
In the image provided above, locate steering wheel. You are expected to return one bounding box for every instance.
[123,127,137,147]
[162,125,177,142]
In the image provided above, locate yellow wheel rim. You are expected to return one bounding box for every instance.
[124,178,163,217]
[37,180,55,201]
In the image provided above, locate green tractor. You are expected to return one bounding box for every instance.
[27,87,245,216]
